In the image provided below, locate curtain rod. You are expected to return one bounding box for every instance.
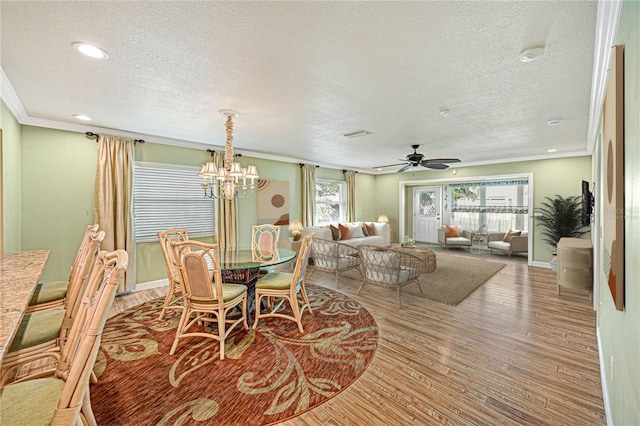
[299,163,319,168]
[85,131,145,144]
[206,149,242,158]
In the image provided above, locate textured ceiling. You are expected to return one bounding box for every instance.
[0,1,598,173]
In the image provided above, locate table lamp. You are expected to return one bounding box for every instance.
[377,215,389,223]
[289,220,303,241]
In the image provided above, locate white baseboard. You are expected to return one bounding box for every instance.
[134,279,169,292]
[531,261,552,269]
[596,326,612,425]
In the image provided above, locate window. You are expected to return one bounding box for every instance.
[315,179,346,225]
[450,179,528,233]
[134,163,215,241]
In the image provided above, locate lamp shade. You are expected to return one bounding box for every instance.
[377,215,389,223]
[289,220,303,231]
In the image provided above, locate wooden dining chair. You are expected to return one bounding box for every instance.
[0,231,105,384]
[252,224,281,276]
[253,233,314,333]
[0,249,128,425]
[27,224,100,312]
[169,240,248,360]
[157,228,190,320]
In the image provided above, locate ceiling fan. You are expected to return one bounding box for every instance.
[375,145,461,173]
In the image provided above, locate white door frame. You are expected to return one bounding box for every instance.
[398,173,534,266]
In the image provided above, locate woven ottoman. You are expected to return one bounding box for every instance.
[392,246,437,273]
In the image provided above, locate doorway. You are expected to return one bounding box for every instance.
[413,186,441,243]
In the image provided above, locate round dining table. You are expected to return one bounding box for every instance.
[218,247,297,325]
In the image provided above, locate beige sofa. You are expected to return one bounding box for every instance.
[301,222,390,247]
[437,226,472,250]
[487,231,528,257]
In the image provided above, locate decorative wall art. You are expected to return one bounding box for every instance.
[257,179,290,227]
[602,44,625,311]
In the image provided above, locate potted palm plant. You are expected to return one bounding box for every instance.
[534,195,589,271]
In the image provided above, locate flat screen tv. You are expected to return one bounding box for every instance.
[582,180,594,226]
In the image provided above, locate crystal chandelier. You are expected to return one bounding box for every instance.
[199,110,259,199]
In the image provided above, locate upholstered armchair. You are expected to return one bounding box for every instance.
[487,231,528,257]
[308,237,361,288]
[437,225,472,250]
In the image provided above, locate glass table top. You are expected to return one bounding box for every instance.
[218,247,296,271]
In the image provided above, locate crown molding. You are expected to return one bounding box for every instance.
[586,0,623,153]
[0,67,28,122]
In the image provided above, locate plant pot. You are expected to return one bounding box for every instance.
[549,254,558,273]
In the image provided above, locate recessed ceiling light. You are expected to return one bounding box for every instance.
[546,119,562,126]
[519,44,545,62]
[72,42,109,60]
[547,149,558,153]
[342,129,372,138]
[374,168,383,171]
[439,109,450,117]
[72,114,93,121]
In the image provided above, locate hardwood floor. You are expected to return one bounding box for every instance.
[110,254,605,425]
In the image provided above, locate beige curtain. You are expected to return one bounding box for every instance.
[214,151,238,249]
[344,170,356,222]
[93,135,135,293]
[301,164,316,227]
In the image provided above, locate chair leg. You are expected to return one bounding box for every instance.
[170,307,190,355]
[416,281,424,294]
[299,281,312,314]
[357,281,367,295]
[289,293,304,333]
[217,314,226,360]
[396,288,403,308]
[252,293,263,330]
[335,271,340,289]
[158,283,175,320]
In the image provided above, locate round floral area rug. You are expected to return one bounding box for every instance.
[91,284,378,425]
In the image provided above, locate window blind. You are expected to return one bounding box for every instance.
[134,164,215,241]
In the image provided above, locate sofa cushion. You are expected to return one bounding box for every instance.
[339,223,352,240]
[446,236,471,246]
[488,241,511,250]
[361,223,370,236]
[503,229,521,242]
[365,222,376,236]
[330,224,341,241]
[445,225,460,238]
[349,223,365,238]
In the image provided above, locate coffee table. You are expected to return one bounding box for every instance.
[392,245,437,273]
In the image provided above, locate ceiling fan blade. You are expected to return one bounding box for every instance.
[420,162,449,170]
[422,158,461,164]
[397,164,413,173]
[373,162,407,168]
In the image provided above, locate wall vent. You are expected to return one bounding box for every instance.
[342,129,372,138]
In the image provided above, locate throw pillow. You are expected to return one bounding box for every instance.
[445,225,460,238]
[503,229,521,242]
[349,223,365,238]
[330,224,341,241]
[365,222,376,236]
[339,223,352,240]
[361,223,370,236]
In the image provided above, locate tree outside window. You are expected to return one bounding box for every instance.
[315,180,346,225]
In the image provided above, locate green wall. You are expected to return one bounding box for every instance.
[19,127,96,281]
[376,156,592,262]
[1,101,22,251]
[598,1,640,424]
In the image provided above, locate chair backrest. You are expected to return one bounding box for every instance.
[251,224,280,261]
[53,249,128,423]
[291,234,314,287]
[358,245,401,285]
[64,230,105,332]
[171,240,222,305]
[158,228,190,285]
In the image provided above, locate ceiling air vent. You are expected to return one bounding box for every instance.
[342,129,372,138]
